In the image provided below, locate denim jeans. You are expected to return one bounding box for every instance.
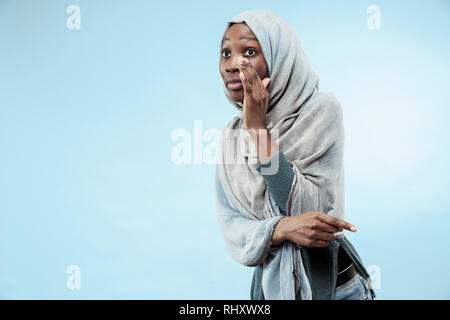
[334,272,375,300]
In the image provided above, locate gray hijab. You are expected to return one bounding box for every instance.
[216,9,346,299]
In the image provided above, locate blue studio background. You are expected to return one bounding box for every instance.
[1,0,449,299]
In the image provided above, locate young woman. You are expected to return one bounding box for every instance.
[215,9,375,300]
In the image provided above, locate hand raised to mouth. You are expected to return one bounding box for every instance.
[238,58,271,131]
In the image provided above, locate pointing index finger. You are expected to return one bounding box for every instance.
[317,213,357,232]
[238,69,251,94]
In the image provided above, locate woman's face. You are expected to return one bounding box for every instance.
[220,22,269,103]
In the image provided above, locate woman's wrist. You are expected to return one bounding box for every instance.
[248,127,280,164]
[271,217,290,246]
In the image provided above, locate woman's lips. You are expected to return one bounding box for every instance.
[227,82,243,90]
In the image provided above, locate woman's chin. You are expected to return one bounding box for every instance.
[229,92,244,103]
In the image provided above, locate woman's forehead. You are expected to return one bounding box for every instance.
[222,23,260,46]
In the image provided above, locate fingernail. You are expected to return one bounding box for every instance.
[351,226,357,232]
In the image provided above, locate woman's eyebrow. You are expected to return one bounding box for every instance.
[222,36,258,42]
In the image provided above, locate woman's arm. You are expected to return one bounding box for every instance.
[248,127,279,164]
[240,58,356,249]
[255,147,294,214]
[248,127,356,248]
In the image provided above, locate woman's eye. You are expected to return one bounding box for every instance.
[221,49,256,58]
[246,48,255,55]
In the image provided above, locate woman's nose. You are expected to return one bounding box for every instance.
[226,56,246,72]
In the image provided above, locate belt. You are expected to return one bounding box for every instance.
[336,263,358,287]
